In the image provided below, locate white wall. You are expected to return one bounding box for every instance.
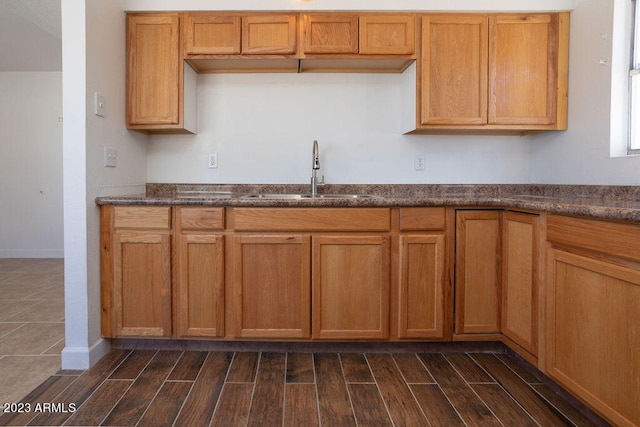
[0,72,63,258]
[147,72,534,184]
[531,0,640,184]
[62,0,147,369]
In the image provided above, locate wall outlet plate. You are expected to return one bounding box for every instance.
[104,147,117,167]
[414,154,425,171]
[94,92,105,117]
[208,153,218,169]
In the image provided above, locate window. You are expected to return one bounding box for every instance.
[629,0,640,152]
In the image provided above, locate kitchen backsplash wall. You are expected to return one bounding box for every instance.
[146,72,534,184]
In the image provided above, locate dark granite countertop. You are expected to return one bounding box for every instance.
[95,183,640,224]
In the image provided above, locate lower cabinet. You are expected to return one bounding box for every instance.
[176,234,225,338]
[312,235,390,339]
[232,235,311,339]
[175,207,226,338]
[398,234,446,339]
[546,215,640,426]
[501,211,540,360]
[454,210,502,336]
[101,206,173,338]
[397,207,449,340]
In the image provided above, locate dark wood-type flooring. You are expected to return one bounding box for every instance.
[0,349,610,426]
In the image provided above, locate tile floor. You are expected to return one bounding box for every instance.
[0,259,65,405]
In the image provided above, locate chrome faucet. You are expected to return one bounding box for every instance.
[310,140,325,196]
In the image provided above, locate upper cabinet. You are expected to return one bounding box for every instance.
[184,13,299,73]
[416,13,569,134]
[126,11,569,135]
[300,13,416,72]
[183,15,241,55]
[302,14,359,54]
[126,14,196,134]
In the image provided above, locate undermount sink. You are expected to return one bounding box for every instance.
[240,193,382,199]
[177,190,233,199]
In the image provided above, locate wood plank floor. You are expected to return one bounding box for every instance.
[0,350,610,427]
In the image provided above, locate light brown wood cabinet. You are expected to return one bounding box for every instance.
[184,13,299,73]
[183,14,241,55]
[126,14,196,134]
[302,13,415,55]
[101,206,173,338]
[175,208,225,338]
[300,13,416,72]
[546,215,640,426]
[302,14,359,54]
[417,13,569,134]
[454,210,502,336]
[184,13,297,56]
[312,235,390,339]
[397,208,449,340]
[232,234,311,339]
[501,211,541,361]
[230,207,392,340]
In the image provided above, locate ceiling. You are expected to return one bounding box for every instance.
[0,0,61,71]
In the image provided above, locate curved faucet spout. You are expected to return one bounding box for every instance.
[312,140,320,170]
[310,140,324,196]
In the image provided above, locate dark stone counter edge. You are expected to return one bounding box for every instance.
[94,183,640,224]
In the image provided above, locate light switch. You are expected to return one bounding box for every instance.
[94,92,105,117]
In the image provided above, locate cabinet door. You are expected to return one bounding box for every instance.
[126,14,180,127]
[233,235,311,338]
[312,236,390,339]
[455,210,501,335]
[359,14,415,55]
[113,231,172,337]
[502,212,539,357]
[184,14,241,55]
[303,14,358,54]
[241,15,297,55]
[547,249,640,427]
[420,15,488,126]
[398,234,446,339]
[489,14,558,125]
[176,234,225,338]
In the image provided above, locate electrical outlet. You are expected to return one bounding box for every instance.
[104,147,117,167]
[414,154,425,171]
[208,153,218,169]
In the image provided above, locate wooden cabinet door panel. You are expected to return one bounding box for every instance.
[547,249,640,427]
[303,14,358,54]
[234,235,311,338]
[127,14,180,126]
[421,15,488,126]
[455,210,501,334]
[113,231,172,337]
[502,212,539,356]
[242,15,297,55]
[359,14,415,55]
[176,234,225,338]
[312,236,390,339]
[489,14,557,125]
[184,14,241,55]
[398,235,445,339]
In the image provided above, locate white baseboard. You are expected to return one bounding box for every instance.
[61,338,111,370]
